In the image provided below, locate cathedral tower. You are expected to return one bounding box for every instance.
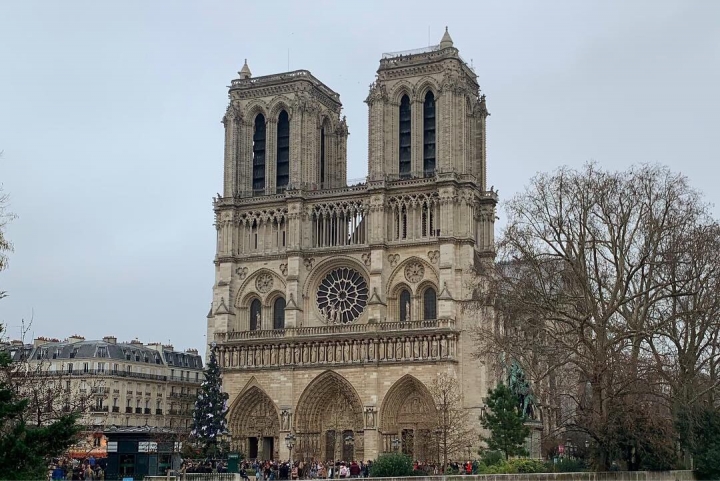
[209,30,497,462]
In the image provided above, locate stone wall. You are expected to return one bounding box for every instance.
[370,471,694,481]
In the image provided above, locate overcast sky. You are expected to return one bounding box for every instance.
[1,1,718,354]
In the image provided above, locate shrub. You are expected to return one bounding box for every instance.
[369,453,414,477]
[547,458,588,472]
[480,450,505,467]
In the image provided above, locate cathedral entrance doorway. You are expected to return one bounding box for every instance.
[295,371,364,461]
[380,375,436,461]
[228,386,280,460]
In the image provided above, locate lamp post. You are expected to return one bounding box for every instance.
[433,428,442,466]
[466,444,472,461]
[285,433,296,463]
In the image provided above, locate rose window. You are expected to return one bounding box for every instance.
[316,267,369,324]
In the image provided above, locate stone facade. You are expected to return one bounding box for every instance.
[208,29,497,462]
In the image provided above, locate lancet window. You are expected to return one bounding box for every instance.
[399,289,412,322]
[423,92,436,175]
[276,110,290,192]
[423,287,437,320]
[320,127,326,187]
[252,114,266,194]
[273,297,286,330]
[310,201,367,248]
[399,95,411,179]
[249,299,262,331]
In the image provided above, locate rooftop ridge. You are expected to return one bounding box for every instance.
[230,69,340,103]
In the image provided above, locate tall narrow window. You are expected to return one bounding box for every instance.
[250,299,262,331]
[273,297,286,330]
[423,287,437,320]
[399,95,411,179]
[252,114,266,194]
[399,289,412,322]
[423,92,436,175]
[320,127,326,187]
[276,110,290,191]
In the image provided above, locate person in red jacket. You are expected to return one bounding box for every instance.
[349,461,360,478]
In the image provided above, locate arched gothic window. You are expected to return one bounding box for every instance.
[249,299,262,331]
[320,127,326,186]
[276,110,290,191]
[399,95,411,179]
[423,92,436,175]
[423,287,437,320]
[399,289,412,322]
[252,114,266,194]
[273,297,286,330]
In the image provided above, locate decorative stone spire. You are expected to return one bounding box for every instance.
[238,59,252,79]
[439,27,454,49]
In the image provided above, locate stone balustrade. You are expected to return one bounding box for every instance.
[216,326,458,370]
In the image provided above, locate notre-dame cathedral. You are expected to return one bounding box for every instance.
[207,29,497,462]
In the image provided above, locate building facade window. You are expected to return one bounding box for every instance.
[423,91,436,175]
[276,110,290,191]
[423,287,437,320]
[250,299,262,330]
[252,114,266,194]
[399,289,412,322]
[273,297,286,330]
[399,95,411,178]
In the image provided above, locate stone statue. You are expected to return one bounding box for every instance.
[281,410,291,430]
[255,311,261,328]
[507,361,536,419]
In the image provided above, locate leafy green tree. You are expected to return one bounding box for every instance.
[481,383,530,459]
[369,452,413,477]
[190,345,229,457]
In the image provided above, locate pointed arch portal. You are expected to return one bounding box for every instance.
[380,375,436,460]
[228,385,280,460]
[294,371,364,462]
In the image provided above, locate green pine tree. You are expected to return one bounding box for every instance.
[481,383,530,459]
[190,345,229,457]
[0,349,81,479]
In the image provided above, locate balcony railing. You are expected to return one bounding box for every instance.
[91,406,109,413]
[144,408,151,415]
[135,407,142,414]
[156,409,163,415]
[112,406,120,413]
[217,319,456,342]
[27,368,201,384]
[125,407,133,414]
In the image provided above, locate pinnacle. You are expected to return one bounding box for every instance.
[440,26,454,49]
[239,58,252,79]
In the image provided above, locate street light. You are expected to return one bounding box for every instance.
[285,433,296,463]
[466,444,472,461]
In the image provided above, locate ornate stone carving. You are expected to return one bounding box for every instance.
[304,258,315,271]
[428,250,440,264]
[279,263,288,277]
[388,254,400,267]
[317,267,369,325]
[255,273,274,293]
[235,267,248,280]
[404,262,425,284]
[361,253,371,267]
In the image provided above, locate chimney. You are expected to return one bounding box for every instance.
[10,339,24,346]
[102,336,117,344]
[129,339,143,345]
[162,344,174,351]
[33,336,50,347]
[67,335,85,344]
[185,348,198,354]
[146,342,163,352]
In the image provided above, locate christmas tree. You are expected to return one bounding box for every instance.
[481,383,530,459]
[190,344,229,456]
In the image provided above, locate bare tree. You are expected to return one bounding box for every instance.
[482,163,718,469]
[428,372,477,468]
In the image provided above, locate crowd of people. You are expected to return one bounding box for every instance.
[240,460,372,480]
[48,456,105,480]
